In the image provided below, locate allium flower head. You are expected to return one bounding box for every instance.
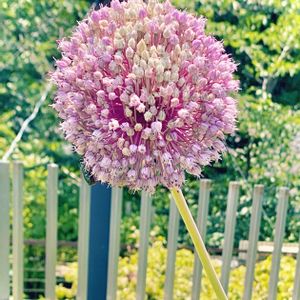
[51,0,239,193]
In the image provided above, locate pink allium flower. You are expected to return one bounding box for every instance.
[51,0,239,193]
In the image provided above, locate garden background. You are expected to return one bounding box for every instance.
[1,0,300,298]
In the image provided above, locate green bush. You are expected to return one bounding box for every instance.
[55,238,296,300]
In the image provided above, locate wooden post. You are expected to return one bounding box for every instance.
[87,183,112,300]
[268,187,289,300]
[12,161,24,300]
[77,176,91,300]
[107,187,123,300]
[243,185,264,300]
[45,164,58,300]
[191,179,211,300]
[136,191,152,300]
[84,2,113,299]
[164,195,180,300]
[221,182,240,294]
[0,161,10,300]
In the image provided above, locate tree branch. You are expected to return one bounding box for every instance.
[2,83,52,161]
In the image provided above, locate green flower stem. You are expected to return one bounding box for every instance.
[170,187,227,300]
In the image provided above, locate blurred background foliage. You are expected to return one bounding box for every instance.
[1,0,300,298]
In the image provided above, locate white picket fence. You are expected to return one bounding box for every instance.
[0,161,300,300]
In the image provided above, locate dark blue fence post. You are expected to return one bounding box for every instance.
[87,183,112,300]
[87,1,112,299]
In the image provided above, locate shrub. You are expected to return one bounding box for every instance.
[55,238,296,300]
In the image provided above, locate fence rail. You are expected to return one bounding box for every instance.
[0,161,299,300]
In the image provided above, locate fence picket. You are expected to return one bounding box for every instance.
[77,176,91,300]
[45,164,58,300]
[191,179,211,300]
[13,162,24,300]
[243,184,264,300]
[220,182,240,294]
[163,195,180,300]
[292,235,300,300]
[136,191,152,300]
[0,161,10,300]
[268,187,289,300]
[107,187,123,300]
